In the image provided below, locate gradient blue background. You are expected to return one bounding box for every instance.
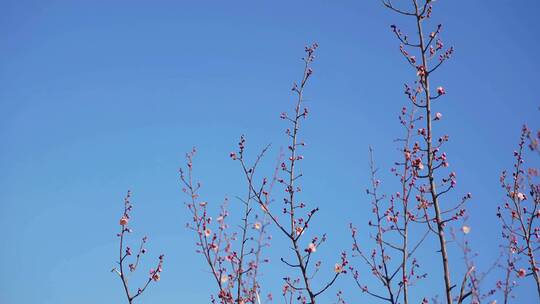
[1,0,539,303]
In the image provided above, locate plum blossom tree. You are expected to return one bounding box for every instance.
[349,1,477,304]
[112,190,164,304]
[497,122,540,302]
[229,43,348,304]
[183,43,346,304]
[105,3,537,304]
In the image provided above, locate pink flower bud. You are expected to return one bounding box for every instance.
[306,243,317,253]
[437,86,446,95]
[120,216,129,226]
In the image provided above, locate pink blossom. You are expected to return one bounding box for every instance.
[413,158,424,170]
[437,86,446,95]
[221,274,229,283]
[334,263,343,273]
[120,216,129,226]
[416,65,426,77]
[282,284,289,295]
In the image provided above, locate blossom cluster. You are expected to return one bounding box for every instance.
[181,147,272,304]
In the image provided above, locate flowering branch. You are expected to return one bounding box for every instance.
[381,1,471,303]
[231,43,347,304]
[498,124,540,301]
[449,224,498,304]
[181,148,272,304]
[112,191,164,304]
[350,137,428,304]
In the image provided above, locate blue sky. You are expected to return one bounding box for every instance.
[1,0,539,303]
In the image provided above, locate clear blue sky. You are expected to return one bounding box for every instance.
[1,0,539,303]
